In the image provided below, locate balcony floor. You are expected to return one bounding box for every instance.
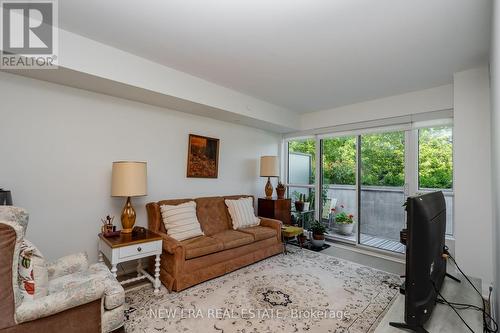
[360,234,405,253]
[329,232,406,254]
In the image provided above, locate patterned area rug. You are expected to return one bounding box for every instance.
[124,249,401,333]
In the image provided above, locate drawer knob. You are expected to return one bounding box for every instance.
[137,247,142,252]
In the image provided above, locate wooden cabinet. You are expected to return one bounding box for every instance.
[258,198,291,225]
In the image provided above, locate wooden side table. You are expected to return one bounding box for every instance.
[98,227,163,293]
[258,197,291,225]
[281,225,304,254]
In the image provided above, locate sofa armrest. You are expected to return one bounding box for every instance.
[259,217,282,242]
[88,263,125,311]
[47,252,89,280]
[16,279,104,323]
[156,231,185,278]
[157,231,184,255]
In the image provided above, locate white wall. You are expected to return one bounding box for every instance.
[453,67,493,294]
[0,71,281,262]
[490,0,500,319]
[300,84,453,130]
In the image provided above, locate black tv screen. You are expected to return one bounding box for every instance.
[404,191,447,327]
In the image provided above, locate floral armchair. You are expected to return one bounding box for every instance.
[0,206,125,333]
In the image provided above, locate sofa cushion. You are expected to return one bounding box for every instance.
[210,230,254,250]
[156,199,194,234]
[225,197,260,230]
[195,197,231,236]
[239,226,277,241]
[160,201,204,241]
[182,236,224,260]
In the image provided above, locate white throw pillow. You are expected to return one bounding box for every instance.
[225,197,260,230]
[18,240,48,301]
[160,201,204,241]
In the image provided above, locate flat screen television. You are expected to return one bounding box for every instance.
[390,191,450,333]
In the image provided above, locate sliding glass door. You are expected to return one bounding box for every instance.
[286,121,454,255]
[320,136,357,243]
[359,131,406,252]
[417,126,454,235]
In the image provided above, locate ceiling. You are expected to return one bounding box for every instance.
[59,0,491,113]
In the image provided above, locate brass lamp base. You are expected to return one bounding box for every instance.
[121,196,136,234]
[265,177,274,198]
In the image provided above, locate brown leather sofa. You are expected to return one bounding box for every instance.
[146,195,283,292]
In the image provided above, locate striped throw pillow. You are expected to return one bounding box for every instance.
[160,201,204,241]
[225,197,260,230]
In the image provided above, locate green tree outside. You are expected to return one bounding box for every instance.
[288,127,452,189]
[418,127,453,189]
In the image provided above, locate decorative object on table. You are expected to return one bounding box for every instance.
[294,193,305,212]
[276,181,286,199]
[111,161,147,234]
[0,188,13,205]
[334,210,355,235]
[310,220,326,248]
[101,215,116,233]
[187,134,220,178]
[102,231,121,238]
[257,197,291,225]
[260,156,279,198]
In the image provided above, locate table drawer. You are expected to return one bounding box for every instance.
[119,242,159,259]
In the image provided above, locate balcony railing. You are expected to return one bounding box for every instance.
[289,184,454,253]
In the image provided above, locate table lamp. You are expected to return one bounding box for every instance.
[260,156,279,198]
[111,161,147,233]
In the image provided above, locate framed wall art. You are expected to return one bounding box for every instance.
[187,134,220,178]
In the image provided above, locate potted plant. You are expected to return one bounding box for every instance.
[304,192,314,211]
[310,220,326,248]
[335,211,355,235]
[294,193,305,212]
[276,182,286,199]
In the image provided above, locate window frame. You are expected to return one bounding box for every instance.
[283,113,455,256]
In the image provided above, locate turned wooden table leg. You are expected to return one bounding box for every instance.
[154,254,161,293]
[111,264,118,278]
[136,259,142,278]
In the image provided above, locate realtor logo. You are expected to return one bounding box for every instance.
[1,0,58,69]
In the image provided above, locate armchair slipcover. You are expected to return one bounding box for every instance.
[0,206,125,333]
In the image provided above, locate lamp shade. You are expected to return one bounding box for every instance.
[260,156,279,177]
[111,161,147,197]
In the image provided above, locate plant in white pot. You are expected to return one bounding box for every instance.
[310,220,326,248]
[335,211,355,235]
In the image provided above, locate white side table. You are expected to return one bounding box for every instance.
[98,228,163,293]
